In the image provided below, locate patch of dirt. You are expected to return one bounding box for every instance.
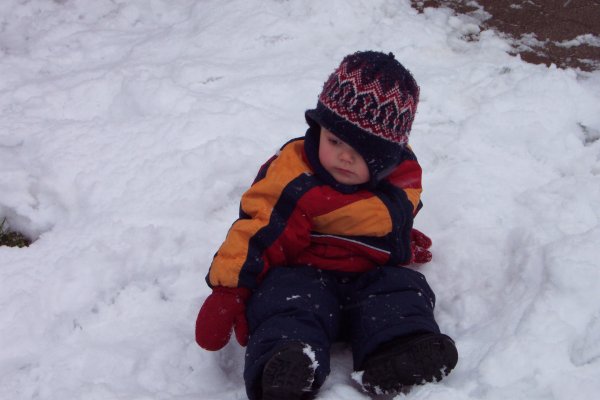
[0,219,31,248]
[412,0,600,71]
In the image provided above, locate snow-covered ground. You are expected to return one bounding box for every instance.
[1,0,600,399]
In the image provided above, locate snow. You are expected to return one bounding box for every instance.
[1,0,599,399]
[302,343,319,391]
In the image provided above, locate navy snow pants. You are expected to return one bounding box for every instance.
[243,265,440,399]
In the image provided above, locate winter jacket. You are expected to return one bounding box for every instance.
[207,136,423,290]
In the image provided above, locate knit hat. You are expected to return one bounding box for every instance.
[305,51,419,186]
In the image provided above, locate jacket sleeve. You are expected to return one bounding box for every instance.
[385,147,423,215]
[207,143,314,289]
[378,148,424,265]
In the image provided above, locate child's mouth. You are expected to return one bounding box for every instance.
[334,167,354,176]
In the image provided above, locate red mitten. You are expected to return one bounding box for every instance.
[195,286,251,351]
[410,228,433,264]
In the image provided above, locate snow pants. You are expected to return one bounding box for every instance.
[243,265,440,399]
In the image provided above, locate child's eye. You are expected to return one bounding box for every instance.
[328,138,340,145]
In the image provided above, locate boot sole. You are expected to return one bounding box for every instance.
[362,333,458,394]
[261,342,315,400]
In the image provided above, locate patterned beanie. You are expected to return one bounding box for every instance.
[305,51,419,185]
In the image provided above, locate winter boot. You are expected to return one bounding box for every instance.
[361,333,458,394]
[261,342,316,400]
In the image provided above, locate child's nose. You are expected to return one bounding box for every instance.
[339,149,355,163]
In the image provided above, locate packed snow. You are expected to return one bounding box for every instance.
[1,0,600,399]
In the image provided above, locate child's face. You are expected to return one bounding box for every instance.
[318,127,370,185]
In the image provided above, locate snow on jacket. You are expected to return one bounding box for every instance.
[207,136,423,290]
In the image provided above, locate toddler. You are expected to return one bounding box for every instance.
[195,51,458,400]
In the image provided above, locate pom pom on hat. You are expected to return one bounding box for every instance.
[306,51,419,185]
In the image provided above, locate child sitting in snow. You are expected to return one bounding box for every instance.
[195,51,458,400]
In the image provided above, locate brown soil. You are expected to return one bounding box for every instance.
[411,0,600,71]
